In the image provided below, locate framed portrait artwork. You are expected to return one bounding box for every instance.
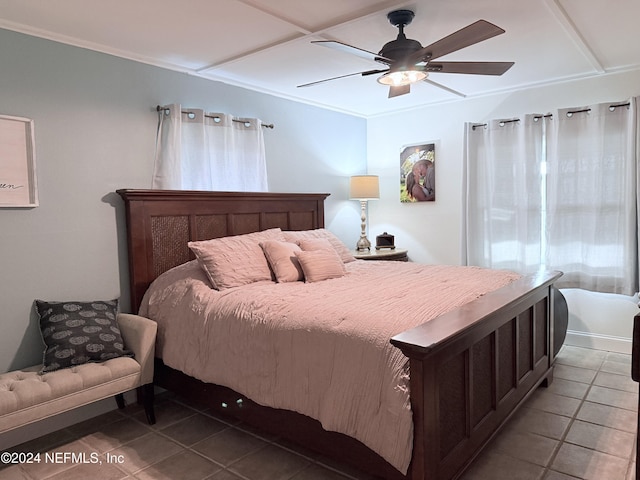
[0,114,38,207]
[400,141,436,202]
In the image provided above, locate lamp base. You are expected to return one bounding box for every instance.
[356,236,371,252]
[356,199,372,251]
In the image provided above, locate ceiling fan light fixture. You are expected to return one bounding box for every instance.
[377,69,427,86]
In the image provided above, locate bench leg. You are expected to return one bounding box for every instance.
[115,393,125,409]
[137,384,156,425]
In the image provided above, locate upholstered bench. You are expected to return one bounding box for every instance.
[0,313,157,435]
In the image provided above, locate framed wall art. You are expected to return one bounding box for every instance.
[400,141,436,203]
[0,114,38,207]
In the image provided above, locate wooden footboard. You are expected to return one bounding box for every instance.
[392,270,561,480]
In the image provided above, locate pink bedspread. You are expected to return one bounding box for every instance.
[139,260,520,473]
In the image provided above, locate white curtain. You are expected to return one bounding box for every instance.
[463,115,545,274]
[546,100,638,294]
[153,104,268,191]
[464,98,639,295]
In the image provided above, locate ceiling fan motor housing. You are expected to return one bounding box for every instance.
[379,37,423,63]
[379,10,423,65]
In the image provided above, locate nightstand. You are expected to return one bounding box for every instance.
[352,248,408,262]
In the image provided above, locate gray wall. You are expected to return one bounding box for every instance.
[0,29,367,372]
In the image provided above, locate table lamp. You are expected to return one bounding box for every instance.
[350,175,379,251]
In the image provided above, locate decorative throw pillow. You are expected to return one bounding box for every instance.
[35,299,133,373]
[188,228,283,290]
[282,229,355,263]
[260,240,304,283]
[297,238,334,252]
[294,248,347,283]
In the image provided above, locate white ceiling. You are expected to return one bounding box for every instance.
[1,0,639,117]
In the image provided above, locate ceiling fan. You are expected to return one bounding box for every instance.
[298,9,514,98]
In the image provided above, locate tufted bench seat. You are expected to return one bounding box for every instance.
[0,313,157,435]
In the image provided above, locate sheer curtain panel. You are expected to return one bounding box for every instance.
[463,115,544,274]
[546,100,638,295]
[153,104,268,191]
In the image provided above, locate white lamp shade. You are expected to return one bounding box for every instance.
[350,175,379,200]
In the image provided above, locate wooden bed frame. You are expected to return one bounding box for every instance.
[117,189,562,480]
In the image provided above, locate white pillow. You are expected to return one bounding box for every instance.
[260,240,304,283]
[294,249,347,283]
[188,228,283,290]
[282,229,355,263]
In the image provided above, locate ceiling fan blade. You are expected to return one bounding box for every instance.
[361,69,388,77]
[408,20,506,64]
[311,40,394,65]
[297,69,388,88]
[388,84,410,98]
[427,61,514,75]
[423,78,466,98]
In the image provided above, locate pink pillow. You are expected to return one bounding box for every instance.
[298,238,334,252]
[260,240,304,283]
[282,229,355,263]
[294,249,346,283]
[188,228,283,290]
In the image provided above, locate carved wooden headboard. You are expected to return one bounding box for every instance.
[117,189,329,312]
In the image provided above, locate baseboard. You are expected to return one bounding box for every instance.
[564,329,632,355]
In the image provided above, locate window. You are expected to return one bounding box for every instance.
[153,104,268,192]
[464,99,638,295]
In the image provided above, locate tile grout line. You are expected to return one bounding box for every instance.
[170,398,364,479]
[540,353,607,479]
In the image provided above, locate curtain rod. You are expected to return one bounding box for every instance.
[471,102,631,131]
[156,106,274,129]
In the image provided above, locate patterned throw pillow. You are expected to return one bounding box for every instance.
[35,299,133,373]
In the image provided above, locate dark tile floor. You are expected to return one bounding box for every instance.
[1,346,637,480]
